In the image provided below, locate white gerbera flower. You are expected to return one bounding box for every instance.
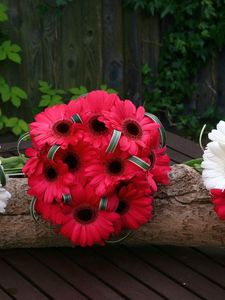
[208,120,225,144]
[0,159,11,213]
[0,187,11,213]
[201,141,225,190]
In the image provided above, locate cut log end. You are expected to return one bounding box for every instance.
[0,164,224,249]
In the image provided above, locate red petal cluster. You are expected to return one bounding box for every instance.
[211,189,225,219]
[23,90,171,246]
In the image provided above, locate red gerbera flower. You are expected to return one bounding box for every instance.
[56,186,119,246]
[54,142,94,185]
[22,147,45,177]
[35,197,67,225]
[81,90,120,148]
[140,145,171,188]
[30,104,82,149]
[150,147,171,185]
[100,99,159,155]
[211,189,225,220]
[114,183,153,232]
[116,174,153,196]
[85,148,141,196]
[28,159,73,203]
[65,97,85,120]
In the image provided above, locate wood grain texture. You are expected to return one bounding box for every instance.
[217,49,225,113]
[103,0,124,95]
[61,0,83,90]
[192,57,218,115]
[0,164,224,249]
[141,15,160,84]
[81,0,103,90]
[123,8,142,106]
[1,0,225,119]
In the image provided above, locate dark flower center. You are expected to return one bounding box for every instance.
[123,119,143,139]
[64,153,80,171]
[53,120,72,136]
[107,159,123,175]
[116,200,129,215]
[74,206,97,224]
[45,166,58,181]
[89,116,108,135]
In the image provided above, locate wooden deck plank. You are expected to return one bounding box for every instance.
[197,247,225,267]
[62,248,164,300]
[166,132,202,158]
[130,246,225,300]
[28,248,124,300]
[166,147,191,164]
[0,256,48,300]
[159,246,225,290]
[0,288,13,300]
[0,249,87,300]
[0,141,30,156]
[96,246,200,300]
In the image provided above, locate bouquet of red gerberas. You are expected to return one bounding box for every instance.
[22,90,170,247]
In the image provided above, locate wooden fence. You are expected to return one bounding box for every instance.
[1,0,225,122]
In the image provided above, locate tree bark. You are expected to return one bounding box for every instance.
[0,164,224,248]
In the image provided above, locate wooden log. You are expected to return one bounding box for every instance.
[0,164,224,249]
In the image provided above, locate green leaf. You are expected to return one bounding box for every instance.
[69,86,88,95]
[0,48,6,60]
[100,84,107,90]
[39,97,51,107]
[100,84,118,94]
[18,119,28,131]
[142,64,151,75]
[0,4,8,22]
[52,95,63,102]
[42,95,51,101]
[12,126,21,136]
[11,95,21,107]
[39,80,50,88]
[1,90,10,102]
[0,84,10,102]
[106,88,118,94]
[184,158,203,168]
[10,44,21,52]
[5,117,18,127]
[8,52,21,63]
[55,89,65,95]
[2,40,11,50]
[11,86,28,99]
[39,86,51,93]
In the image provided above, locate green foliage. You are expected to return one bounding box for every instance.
[0,40,21,63]
[38,81,118,109]
[0,3,28,136]
[0,77,27,108]
[124,0,225,139]
[0,108,28,135]
[4,116,29,135]
[68,86,88,99]
[99,84,118,95]
[0,3,7,22]
[38,81,65,107]
[184,158,203,173]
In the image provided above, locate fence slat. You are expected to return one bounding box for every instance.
[103,0,124,95]
[0,0,225,121]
